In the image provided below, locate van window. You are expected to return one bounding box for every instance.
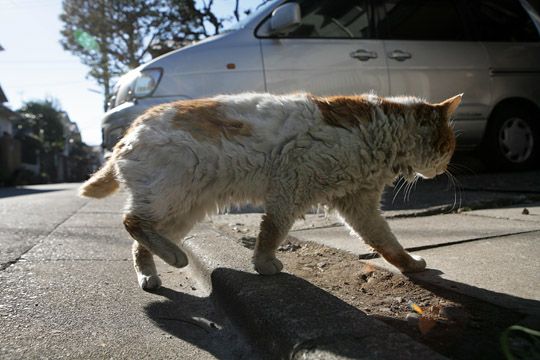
[283,0,370,39]
[465,0,539,42]
[375,0,469,41]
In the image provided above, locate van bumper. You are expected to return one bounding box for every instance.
[101,96,191,150]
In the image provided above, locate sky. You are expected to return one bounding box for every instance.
[0,0,259,146]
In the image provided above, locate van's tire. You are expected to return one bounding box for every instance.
[480,106,539,171]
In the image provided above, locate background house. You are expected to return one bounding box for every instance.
[0,85,23,185]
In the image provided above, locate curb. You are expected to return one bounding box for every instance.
[384,194,540,219]
[182,225,447,360]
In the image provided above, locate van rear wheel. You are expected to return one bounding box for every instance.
[480,106,539,171]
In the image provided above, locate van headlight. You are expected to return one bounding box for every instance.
[132,68,163,98]
[113,68,163,106]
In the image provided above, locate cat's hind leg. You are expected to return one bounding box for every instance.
[132,241,161,290]
[123,214,189,270]
[333,192,426,273]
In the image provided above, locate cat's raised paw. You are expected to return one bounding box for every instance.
[172,251,189,268]
[254,257,283,275]
[161,249,189,268]
[138,274,162,291]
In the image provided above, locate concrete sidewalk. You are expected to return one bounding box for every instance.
[2,181,539,359]
[0,185,261,359]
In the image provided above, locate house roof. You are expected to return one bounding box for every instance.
[0,85,7,104]
[0,104,21,122]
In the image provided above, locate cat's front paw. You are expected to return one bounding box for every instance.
[138,274,162,291]
[383,251,427,273]
[401,254,426,273]
[253,257,283,275]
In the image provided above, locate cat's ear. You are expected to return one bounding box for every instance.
[437,94,463,119]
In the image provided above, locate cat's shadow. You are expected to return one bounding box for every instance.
[406,268,540,316]
[144,268,443,359]
[372,268,540,359]
[144,285,256,360]
[144,268,539,359]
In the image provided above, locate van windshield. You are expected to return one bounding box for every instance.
[223,0,279,32]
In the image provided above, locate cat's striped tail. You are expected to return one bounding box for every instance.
[79,158,119,198]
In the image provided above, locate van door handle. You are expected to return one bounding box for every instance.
[350,49,378,61]
[388,50,412,61]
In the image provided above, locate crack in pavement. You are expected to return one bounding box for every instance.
[460,212,540,222]
[27,258,130,262]
[1,200,90,271]
[358,229,540,259]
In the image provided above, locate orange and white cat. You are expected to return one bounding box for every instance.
[80,92,461,290]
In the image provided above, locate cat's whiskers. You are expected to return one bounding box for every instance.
[392,176,408,204]
[403,174,418,203]
[444,169,462,212]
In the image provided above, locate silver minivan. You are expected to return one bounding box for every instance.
[103,0,540,170]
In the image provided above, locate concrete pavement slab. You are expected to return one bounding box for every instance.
[367,231,540,315]
[64,211,125,228]
[0,229,43,269]
[462,203,540,223]
[290,213,540,256]
[0,184,89,270]
[0,192,87,230]
[0,257,259,359]
[78,191,126,213]
[23,226,132,261]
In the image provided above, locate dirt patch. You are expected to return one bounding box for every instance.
[215,223,530,360]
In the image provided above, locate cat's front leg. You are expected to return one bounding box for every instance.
[333,192,426,273]
[253,211,295,275]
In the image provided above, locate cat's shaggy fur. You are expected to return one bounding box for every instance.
[81,92,461,290]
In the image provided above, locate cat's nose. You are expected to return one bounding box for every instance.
[418,169,437,179]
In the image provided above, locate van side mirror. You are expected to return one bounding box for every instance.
[269,3,301,35]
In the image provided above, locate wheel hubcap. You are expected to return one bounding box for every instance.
[498,117,534,163]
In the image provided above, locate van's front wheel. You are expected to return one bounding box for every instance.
[480,106,539,171]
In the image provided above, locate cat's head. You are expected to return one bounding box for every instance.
[412,94,462,179]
